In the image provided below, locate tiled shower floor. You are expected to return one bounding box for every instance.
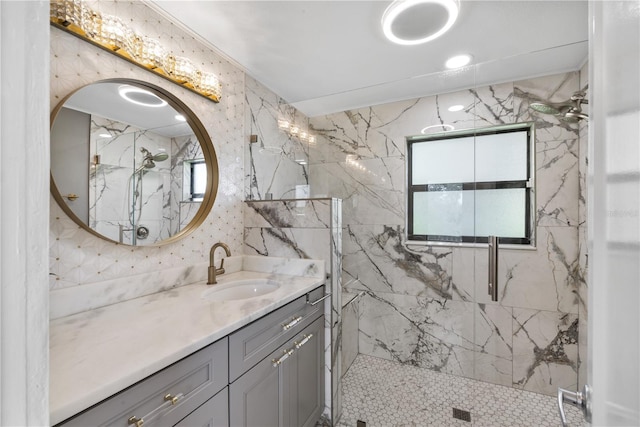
[337,354,583,427]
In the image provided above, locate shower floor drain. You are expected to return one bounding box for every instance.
[452,408,471,422]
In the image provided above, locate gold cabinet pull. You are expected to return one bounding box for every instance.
[128,416,144,427]
[282,316,302,331]
[128,392,183,426]
[164,393,179,405]
[65,193,79,201]
[272,348,294,367]
[294,333,313,349]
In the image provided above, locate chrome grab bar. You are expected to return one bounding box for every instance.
[306,293,332,306]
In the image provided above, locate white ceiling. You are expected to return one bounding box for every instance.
[148,0,588,117]
[64,82,193,138]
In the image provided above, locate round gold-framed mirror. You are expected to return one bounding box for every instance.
[50,78,218,246]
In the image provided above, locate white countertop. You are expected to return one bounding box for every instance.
[49,270,324,425]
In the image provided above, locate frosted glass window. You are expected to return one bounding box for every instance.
[475,132,528,182]
[475,189,526,237]
[407,124,533,244]
[413,190,475,237]
[412,137,474,184]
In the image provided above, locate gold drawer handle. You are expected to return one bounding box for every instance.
[128,416,144,427]
[282,316,303,331]
[272,348,294,367]
[294,333,313,349]
[164,393,180,405]
[127,392,184,426]
[65,193,79,201]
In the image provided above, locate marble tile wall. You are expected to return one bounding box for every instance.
[244,199,343,424]
[244,75,310,200]
[308,71,588,397]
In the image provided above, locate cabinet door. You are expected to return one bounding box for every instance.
[288,316,324,427]
[174,388,228,427]
[229,352,289,427]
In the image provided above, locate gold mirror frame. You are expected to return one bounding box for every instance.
[50,78,219,247]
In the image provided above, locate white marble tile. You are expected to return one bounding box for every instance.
[474,304,513,387]
[244,199,331,228]
[244,75,309,200]
[512,308,579,395]
[474,227,580,314]
[536,138,580,227]
[513,72,581,143]
[310,157,405,226]
[357,291,476,377]
[341,294,359,377]
[343,225,454,299]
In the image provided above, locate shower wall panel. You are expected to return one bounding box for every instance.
[243,198,343,425]
[308,71,587,397]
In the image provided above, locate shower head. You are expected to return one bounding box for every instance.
[529,90,588,122]
[140,147,168,162]
[152,152,169,162]
[529,102,565,115]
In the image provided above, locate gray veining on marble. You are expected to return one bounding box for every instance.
[306,70,586,397]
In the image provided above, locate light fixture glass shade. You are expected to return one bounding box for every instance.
[50,0,222,103]
[382,0,459,45]
[197,71,222,98]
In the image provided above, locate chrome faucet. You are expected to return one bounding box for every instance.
[208,242,231,285]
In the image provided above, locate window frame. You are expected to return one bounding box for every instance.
[183,158,206,202]
[406,122,535,247]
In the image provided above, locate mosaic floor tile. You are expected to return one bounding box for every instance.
[338,354,584,427]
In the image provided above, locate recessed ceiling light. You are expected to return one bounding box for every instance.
[448,104,464,112]
[421,124,455,134]
[445,54,472,69]
[99,133,111,138]
[118,85,167,108]
[382,0,459,46]
[175,114,186,122]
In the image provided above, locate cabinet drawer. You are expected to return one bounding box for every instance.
[174,387,228,427]
[229,286,325,381]
[58,337,228,427]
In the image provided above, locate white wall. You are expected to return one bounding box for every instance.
[0,1,50,425]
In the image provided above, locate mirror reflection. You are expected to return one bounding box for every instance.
[51,80,216,246]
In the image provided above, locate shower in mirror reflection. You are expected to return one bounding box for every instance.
[125,146,169,244]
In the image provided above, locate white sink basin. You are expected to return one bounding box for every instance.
[202,279,280,301]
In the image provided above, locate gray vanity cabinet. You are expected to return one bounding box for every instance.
[230,315,324,427]
[174,387,228,427]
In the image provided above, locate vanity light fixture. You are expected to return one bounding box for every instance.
[49,0,222,103]
[448,104,465,112]
[382,0,460,46]
[421,124,455,134]
[118,85,168,108]
[445,54,472,69]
